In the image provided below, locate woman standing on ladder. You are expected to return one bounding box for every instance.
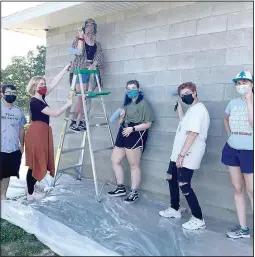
[25,64,72,200]
[108,80,154,203]
[69,18,104,132]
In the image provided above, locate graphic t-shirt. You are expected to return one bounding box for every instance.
[170,102,210,170]
[123,99,154,124]
[1,101,26,153]
[225,98,253,150]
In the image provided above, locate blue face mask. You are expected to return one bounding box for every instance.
[127,89,139,99]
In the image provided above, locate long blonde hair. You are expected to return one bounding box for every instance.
[27,76,46,96]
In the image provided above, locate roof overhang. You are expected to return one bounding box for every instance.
[2,1,148,38]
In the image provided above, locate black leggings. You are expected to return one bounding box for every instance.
[26,169,37,195]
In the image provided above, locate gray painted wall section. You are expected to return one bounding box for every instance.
[45,2,253,213]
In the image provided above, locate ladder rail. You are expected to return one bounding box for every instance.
[79,72,100,201]
[95,73,114,147]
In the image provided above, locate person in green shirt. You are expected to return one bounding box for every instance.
[108,80,154,203]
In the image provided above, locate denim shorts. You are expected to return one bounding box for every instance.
[221,143,254,174]
[69,73,90,85]
[167,161,194,183]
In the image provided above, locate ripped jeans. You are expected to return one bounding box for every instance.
[167,161,203,220]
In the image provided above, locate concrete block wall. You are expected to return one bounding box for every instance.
[45,1,253,213]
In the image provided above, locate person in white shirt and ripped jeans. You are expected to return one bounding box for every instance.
[159,82,210,230]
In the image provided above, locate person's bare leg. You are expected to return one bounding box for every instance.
[229,166,247,228]
[111,147,126,184]
[125,148,142,190]
[244,173,253,211]
[1,178,10,200]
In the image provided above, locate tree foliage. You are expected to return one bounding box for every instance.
[1,45,46,113]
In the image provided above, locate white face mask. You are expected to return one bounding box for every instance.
[236,85,250,96]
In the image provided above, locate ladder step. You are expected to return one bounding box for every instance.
[62,147,85,154]
[93,146,113,153]
[58,163,83,173]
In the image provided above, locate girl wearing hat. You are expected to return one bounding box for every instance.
[69,18,104,132]
[221,71,253,239]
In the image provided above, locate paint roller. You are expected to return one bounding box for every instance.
[109,109,121,123]
[171,88,179,112]
[67,48,82,55]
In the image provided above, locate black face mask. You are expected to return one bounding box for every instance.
[4,95,16,104]
[181,94,194,105]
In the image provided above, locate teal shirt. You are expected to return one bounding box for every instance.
[225,98,253,150]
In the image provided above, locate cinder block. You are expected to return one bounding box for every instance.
[124,59,144,74]
[206,136,226,154]
[124,30,146,46]
[143,145,170,163]
[102,74,134,88]
[145,25,169,43]
[184,2,213,21]
[226,47,253,65]
[57,55,73,67]
[168,38,182,55]
[181,69,197,84]
[58,43,72,56]
[145,2,170,14]
[147,131,175,149]
[97,22,115,37]
[141,86,166,102]
[134,42,157,59]
[58,24,75,34]
[156,70,181,85]
[197,84,225,101]
[65,31,77,44]
[45,58,52,70]
[134,72,156,86]
[105,46,134,62]
[224,83,239,100]
[164,118,180,133]
[47,28,59,37]
[56,89,69,102]
[46,46,59,58]
[124,7,142,19]
[208,119,223,137]
[227,10,253,30]
[243,28,253,49]
[51,33,65,46]
[210,30,244,49]
[140,13,159,30]
[103,61,125,75]
[106,11,125,24]
[164,103,179,118]
[144,56,169,72]
[150,117,166,132]
[181,35,211,53]
[168,53,194,70]
[156,40,170,56]
[194,49,226,68]
[197,15,227,35]
[200,152,225,172]
[203,101,228,119]
[103,87,126,102]
[212,2,244,15]
[169,20,196,39]
[152,102,168,118]
[157,7,185,26]
[165,85,182,103]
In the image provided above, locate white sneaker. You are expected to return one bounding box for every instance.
[182,216,206,230]
[27,191,46,201]
[159,207,182,218]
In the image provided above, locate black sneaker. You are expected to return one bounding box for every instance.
[124,190,138,203]
[69,122,81,132]
[78,121,86,131]
[226,225,250,239]
[108,185,127,197]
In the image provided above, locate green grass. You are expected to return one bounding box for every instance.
[1,218,58,256]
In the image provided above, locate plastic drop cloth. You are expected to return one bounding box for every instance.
[2,169,253,256]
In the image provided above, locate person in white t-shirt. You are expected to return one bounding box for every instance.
[159,82,210,230]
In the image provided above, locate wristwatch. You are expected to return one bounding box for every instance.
[132,127,136,132]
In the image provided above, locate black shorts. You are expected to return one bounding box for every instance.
[115,122,148,153]
[167,161,194,183]
[0,150,22,180]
